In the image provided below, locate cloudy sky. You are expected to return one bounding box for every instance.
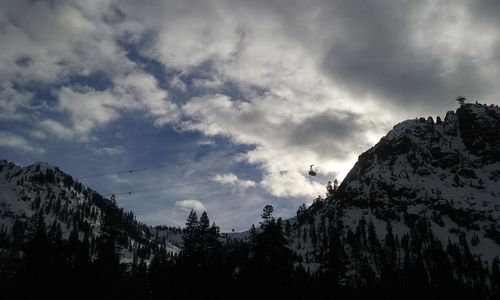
[1,0,500,230]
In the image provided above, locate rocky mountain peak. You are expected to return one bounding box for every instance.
[323,102,500,262]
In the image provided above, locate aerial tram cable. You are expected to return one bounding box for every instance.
[0,159,335,197]
[77,138,317,180]
[107,163,338,198]
[103,170,269,197]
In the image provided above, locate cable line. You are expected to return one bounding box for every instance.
[103,170,267,197]
[78,138,316,180]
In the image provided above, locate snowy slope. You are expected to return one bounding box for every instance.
[290,103,500,272]
[0,160,179,260]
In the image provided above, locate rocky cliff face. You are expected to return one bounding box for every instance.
[339,103,500,248]
[337,103,500,239]
[290,103,500,274]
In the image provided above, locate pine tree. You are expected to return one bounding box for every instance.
[20,211,52,298]
[10,219,25,248]
[380,222,398,287]
[208,222,221,253]
[197,212,222,267]
[285,220,291,241]
[367,220,380,252]
[182,209,199,263]
[326,181,334,198]
[319,220,346,285]
[491,257,500,289]
[149,248,175,299]
[297,203,307,219]
[358,216,368,248]
[310,223,318,254]
[260,204,275,228]
[94,206,123,299]
[198,211,210,255]
[249,224,257,243]
[252,206,294,296]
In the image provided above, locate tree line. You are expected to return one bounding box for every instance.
[1,201,499,299]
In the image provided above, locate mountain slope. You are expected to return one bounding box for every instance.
[289,103,500,277]
[1,102,499,290]
[0,160,179,261]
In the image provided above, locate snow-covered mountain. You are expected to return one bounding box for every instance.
[0,160,179,261]
[1,102,499,287]
[288,102,500,276]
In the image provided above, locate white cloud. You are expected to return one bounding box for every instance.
[94,146,126,156]
[0,0,133,85]
[117,0,241,70]
[181,93,378,198]
[38,119,76,140]
[107,174,131,184]
[35,71,179,141]
[138,207,185,227]
[0,1,180,142]
[113,72,180,126]
[212,173,256,189]
[30,130,46,140]
[175,199,206,213]
[156,3,396,198]
[0,131,42,153]
[57,87,122,139]
[0,82,33,121]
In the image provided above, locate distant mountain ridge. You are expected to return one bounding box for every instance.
[0,159,180,261]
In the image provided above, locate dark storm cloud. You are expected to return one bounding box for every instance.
[468,0,500,24]
[467,1,500,68]
[289,110,366,159]
[318,0,500,111]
